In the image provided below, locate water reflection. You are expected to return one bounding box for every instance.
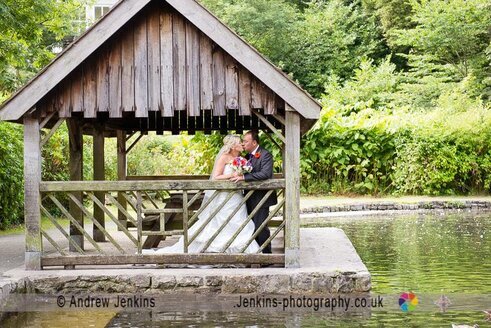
[310,211,491,294]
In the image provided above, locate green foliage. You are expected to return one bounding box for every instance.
[102,134,215,178]
[301,108,397,195]
[0,0,89,94]
[258,133,283,172]
[200,0,387,98]
[0,122,23,228]
[308,63,491,196]
[189,132,224,174]
[392,100,491,195]
[285,0,388,97]
[324,57,400,113]
[41,124,69,182]
[199,0,298,65]
[391,0,491,99]
[362,0,414,33]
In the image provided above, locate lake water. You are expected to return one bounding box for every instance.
[2,210,490,327]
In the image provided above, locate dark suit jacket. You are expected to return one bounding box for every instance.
[243,146,278,210]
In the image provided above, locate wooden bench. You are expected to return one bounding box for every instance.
[141,192,204,249]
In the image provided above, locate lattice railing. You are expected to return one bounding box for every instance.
[38,179,285,267]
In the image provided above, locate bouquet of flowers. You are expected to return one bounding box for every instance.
[230,156,253,175]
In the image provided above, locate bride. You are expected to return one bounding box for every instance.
[143,135,260,254]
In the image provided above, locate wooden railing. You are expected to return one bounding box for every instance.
[38,179,285,268]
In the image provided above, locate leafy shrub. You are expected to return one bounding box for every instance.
[0,122,24,228]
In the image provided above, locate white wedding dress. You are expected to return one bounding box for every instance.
[143,164,260,254]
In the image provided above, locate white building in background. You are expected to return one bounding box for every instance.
[86,0,118,22]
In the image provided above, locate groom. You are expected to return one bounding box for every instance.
[231,130,277,253]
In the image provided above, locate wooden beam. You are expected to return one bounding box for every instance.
[186,22,200,116]
[41,204,85,254]
[49,194,105,254]
[117,130,127,230]
[199,34,213,110]
[40,179,286,192]
[40,118,64,148]
[24,115,42,270]
[240,198,285,253]
[212,49,226,116]
[201,190,254,253]
[188,191,236,244]
[136,192,143,254]
[41,229,67,256]
[160,11,174,116]
[126,175,210,180]
[134,15,148,117]
[272,114,285,126]
[261,129,283,152]
[67,119,84,252]
[183,191,189,253]
[39,112,56,130]
[67,193,125,253]
[284,108,300,268]
[93,123,105,242]
[221,190,274,253]
[126,132,144,153]
[87,192,139,245]
[173,14,186,111]
[251,109,286,144]
[125,131,136,141]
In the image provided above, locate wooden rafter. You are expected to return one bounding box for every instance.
[39,112,56,130]
[261,129,283,151]
[126,132,144,153]
[251,109,286,144]
[40,118,64,148]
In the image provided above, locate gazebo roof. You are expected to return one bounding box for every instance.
[0,0,320,134]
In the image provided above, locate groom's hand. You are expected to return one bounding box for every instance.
[230,175,244,182]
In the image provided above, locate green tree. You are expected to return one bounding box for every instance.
[199,0,299,65]
[285,0,388,97]
[391,0,491,99]
[0,0,89,94]
[0,122,23,229]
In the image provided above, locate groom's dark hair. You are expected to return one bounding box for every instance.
[245,130,260,144]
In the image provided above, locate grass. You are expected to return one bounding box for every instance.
[0,224,24,236]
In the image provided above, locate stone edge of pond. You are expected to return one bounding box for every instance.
[0,269,370,299]
[300,200,491,214]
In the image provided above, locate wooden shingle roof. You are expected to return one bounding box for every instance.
[0,0,320,127]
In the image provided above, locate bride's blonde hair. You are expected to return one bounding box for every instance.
[222,135,241,154]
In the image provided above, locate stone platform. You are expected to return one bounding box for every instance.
[0,228,370,296]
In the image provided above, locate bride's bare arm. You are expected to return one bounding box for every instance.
[212,156,233,180]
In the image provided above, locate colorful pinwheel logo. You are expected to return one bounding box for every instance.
[399,292,418,312]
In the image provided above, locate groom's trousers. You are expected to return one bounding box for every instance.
[249,206,272,254]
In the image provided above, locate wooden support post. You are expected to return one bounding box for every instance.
[117,130,127,230]
[67,119,84,252]
[93,123,105,242]
[24,115,42,270]
[284,105,300,268]
[136,191,143,254]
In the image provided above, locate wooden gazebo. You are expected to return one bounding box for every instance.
[0,0,320,270]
